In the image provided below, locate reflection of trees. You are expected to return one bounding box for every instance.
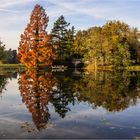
[51,72,77,118]
[19,70,140,130]
[0,72,17,97]
[76,71,140,112]
[19,70,79,130]
[0,75,7,95]
[19,70,56,130]
[51,71,140,112]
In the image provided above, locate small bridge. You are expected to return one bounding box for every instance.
[72,59,83,68]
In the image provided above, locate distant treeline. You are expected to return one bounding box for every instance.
[1,5,140,68]
[50,18,140,68]
[0,40,19,64]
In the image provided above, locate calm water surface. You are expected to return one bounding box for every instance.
[0,70,140,139]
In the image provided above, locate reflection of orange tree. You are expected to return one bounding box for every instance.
[19,70,56,130]
[19,70,77,130]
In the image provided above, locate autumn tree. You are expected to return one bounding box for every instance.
[73,20,140,68]
[102,21,132,67]
[17,4,56,68]
[72,30,88,58]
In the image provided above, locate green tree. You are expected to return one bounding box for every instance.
[51,15,75,62]
[65,26,75,59]
[127,27,140,64]
[72,30,88,58]
[5,49,19,64]
[0,40,6,64]
[102,20,132,67]
[73,20,138,68]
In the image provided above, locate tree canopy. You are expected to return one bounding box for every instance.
[17,4,56,68]
[51,15,75,62]
[1,5,140,69]
[73,20,140,68]
[0,40,18,64]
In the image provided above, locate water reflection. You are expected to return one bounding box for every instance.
[18,70,56,130]
[77,71,140,112]
[0,71,17,97]
[18,70,140,130]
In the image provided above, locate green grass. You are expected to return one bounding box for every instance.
[0,64,26,72]
[86,64,140,71]
[85,64,114,71]
[0,64,25,68]
[0,64,51,72]
[1,63,140,72]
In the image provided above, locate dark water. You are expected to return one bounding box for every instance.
[0,69,140,139]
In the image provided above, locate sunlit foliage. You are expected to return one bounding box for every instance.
[73,21,140,68]
[76,71,140,112]
[17,5,56,68]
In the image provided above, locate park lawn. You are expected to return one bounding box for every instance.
[86,64,140,71]
[1,63,140,71]
[0,64,25,68]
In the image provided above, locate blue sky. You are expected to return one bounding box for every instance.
[0,0,140,50]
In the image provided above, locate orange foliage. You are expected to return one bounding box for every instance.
[17,4,56,68]
[18,70,57,130]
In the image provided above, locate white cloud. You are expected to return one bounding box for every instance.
[0,0,33,8]
[0,8,19,13]
[46,0,140,30]
[0,0,140,50]
[0,30,21,50]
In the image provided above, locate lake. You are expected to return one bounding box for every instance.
[0,69,140,139]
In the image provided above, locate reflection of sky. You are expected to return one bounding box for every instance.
[0,0,140,50]
[0,78,30,120]
[0,75,140,138]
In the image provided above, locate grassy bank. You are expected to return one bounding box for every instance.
[86,64,140,71]
[1,63,140,72]
[0,64,25,68]
[0,64,26,72]
[0,64,58,72]
[85,64,114,72]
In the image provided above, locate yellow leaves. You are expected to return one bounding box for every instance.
[112,35,119,44]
